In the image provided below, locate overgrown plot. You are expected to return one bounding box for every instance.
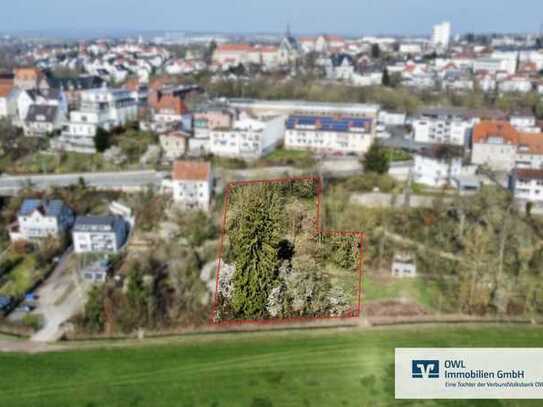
[212,177,362,323]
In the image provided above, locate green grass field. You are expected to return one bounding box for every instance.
[1,325,542,406]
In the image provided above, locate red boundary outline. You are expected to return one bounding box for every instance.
[210,176,364,326]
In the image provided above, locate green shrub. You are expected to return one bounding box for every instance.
[21,314,44,331]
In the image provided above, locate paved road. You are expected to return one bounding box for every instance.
[30,249,85,342]
[0,170,167,195]
[0,157,366,196]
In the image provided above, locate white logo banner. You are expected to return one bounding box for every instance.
[396,348,543,399]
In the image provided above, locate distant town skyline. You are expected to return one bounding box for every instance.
[2,0,543,37]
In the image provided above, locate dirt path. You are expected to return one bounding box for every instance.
[30,249,85,342]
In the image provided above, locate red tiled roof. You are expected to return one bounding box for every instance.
[0,83,13,97]
[216,44,254,53]
[515,168,543,180]
[473,121,543,155]
[325,35,345,42]
[124,78,140,92]
[151,94,189,115]
[172,161,210,181]
[14,67,42,80]
[473,121,518,144]
[259,46,279,53]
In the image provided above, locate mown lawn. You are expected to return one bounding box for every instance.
[260,148,316,168]
[0,325,542,406]
[364,274,445,311]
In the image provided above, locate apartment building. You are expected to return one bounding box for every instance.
[412,108,477,146]
[285,114,374,155]
[52,88,137,153]
[73,215,128,254]
[209,114,285,159]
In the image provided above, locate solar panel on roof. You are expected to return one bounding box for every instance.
[287,114,372,133]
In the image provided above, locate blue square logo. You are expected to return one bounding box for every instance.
[412,360,439,378]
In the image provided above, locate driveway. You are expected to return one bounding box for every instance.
[30,249,85,342]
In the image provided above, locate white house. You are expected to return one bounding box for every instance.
[509,168,543,204]
[413,148,463,187]
[209,114,285,159]
[23,104,65,137]
[285,114,374,156]
[9,199,74,242]
[327,54,355,81]
[15,88,68,128]
[412,108,477,146]
[170,160,212,211]
[72,215,128,254]
[473,57,516,75]
[52,87,137,153]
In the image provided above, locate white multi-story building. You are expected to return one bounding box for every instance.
[73,215,128,254]
[473,57,517,75]
[509,169,543,204]
[52,88,137,153]
[432,22,451,49]
[413,149,463,187]
[209,114,285,159]
[510,114,538,133]
[412,108,477,146]
[10,199,74,241]
[170,160,212,211]
[498,77,533,94]
[228,99,380,123]
[285,114,374,155]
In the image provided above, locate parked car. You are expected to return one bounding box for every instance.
[25,293,39,303]
[0,295,12,311]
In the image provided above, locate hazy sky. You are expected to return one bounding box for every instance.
[3,0,543,35]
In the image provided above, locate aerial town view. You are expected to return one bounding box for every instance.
[1,0,543,405]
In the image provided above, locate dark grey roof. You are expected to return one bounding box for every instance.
[282,36,300,51]
[46,75,105,91]
[25,104,59,123]
[27,88,63,102]
[73,215,124,233]
[331,54,354,68]
[18,199,68,217]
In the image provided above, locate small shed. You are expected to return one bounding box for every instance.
[391,253,417,278]
[81,259,110,283]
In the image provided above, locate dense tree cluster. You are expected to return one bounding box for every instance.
[217,179,359,321]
